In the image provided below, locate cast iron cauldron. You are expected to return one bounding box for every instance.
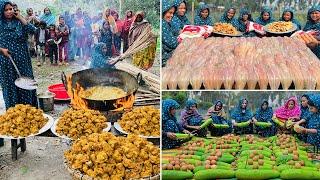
[62,68,140,111]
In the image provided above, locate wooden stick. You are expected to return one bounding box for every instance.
[135,98,160,102]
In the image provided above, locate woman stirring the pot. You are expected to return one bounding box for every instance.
[0,1,38,109]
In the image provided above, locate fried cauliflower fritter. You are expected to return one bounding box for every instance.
[0,104,48,137]
[119,106,160,137]
[56,109,107,140]
[267,21,294,32]
[213,23,238,35]
[64,133,160,179]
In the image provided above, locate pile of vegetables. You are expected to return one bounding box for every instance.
[162,134,320,180]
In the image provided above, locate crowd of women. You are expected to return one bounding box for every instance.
[16,4,153,69]
[162,0,320,66]
[162,94,320,150]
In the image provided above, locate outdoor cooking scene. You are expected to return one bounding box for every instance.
[0,0,160,179]
[162,91,320,180]
[162,0,320,90]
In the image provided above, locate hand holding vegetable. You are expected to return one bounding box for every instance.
[167,132,177,140]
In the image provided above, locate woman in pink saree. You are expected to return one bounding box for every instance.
[274,96,301,122]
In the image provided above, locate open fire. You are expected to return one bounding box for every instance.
[66,74,135,111]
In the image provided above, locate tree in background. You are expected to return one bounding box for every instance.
[120,0,160,29]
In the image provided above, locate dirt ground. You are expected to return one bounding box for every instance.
[0,54,160,180]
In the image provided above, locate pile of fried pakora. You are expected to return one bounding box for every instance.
[0,104,48,137]
[64,132,160,179]
[267,21,294,32]
[119,106,160,137]
[213,23,238,35]
[56,109,107,140]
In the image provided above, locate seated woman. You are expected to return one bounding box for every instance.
[231,98,253,134]
[172,0,190,34]
[162,0,179,67]
[295,94,320,147]
[280,8,302,30]
[255,7,275,26]
[90,42,112,69]
[219,8,238,28]
[180,99,206,137]
[303,6,320,59]
[162,99,191,149]
[194,3,213,26]
[252,100,275,137]
[274,96,301,123]
[205,100,232,136]
[237,8,255,37]
[295,94,312,141]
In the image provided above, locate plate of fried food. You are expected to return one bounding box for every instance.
[114,106,160,139]
[51,108,111,140]
[212,23,243,37]
[64,132,160,180]
[264,21,298,34]
[0,104,54,139]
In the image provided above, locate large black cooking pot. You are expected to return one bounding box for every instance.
[62,68,140,111]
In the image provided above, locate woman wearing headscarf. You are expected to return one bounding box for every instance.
[128,11,152,46]
[255,7,275,26]
[40,7,55,26]
[280,8,302,30]
[0,0,38,109]
[303,6,320,59]
[90,42,112,69]
[99,21,113,57]
[252,100,275,137]
[237,8,255,37]
[171,0,190,34]
[205,100,232,136]
[180,99,206,137]
[162,0,179,67]
[111,10,123,56]
[274,96,301,122]
[121,10,134,52]
[295,94,311,141]
[231,98,253,134]
[194,3,213,26]
[295,94,320,147]
[219,8,239,28]
[128,11,155,70]
[162,99,191,149]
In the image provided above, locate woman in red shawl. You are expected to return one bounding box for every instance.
[121,10,134,53]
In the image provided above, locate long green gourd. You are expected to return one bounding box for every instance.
[236,169,280,180]
[162,170,193,180]
[240,150,272,158]
[213,124,229,129]
[255,122,272,128]
[237,121,251,128]
[218,153,235,163]
[175,133,190,139]
[280,169,320,180]
[200,118,213,129]
[194,169,235,180]
[273,117,285,127]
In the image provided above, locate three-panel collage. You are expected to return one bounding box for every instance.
[0,0,320,179]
